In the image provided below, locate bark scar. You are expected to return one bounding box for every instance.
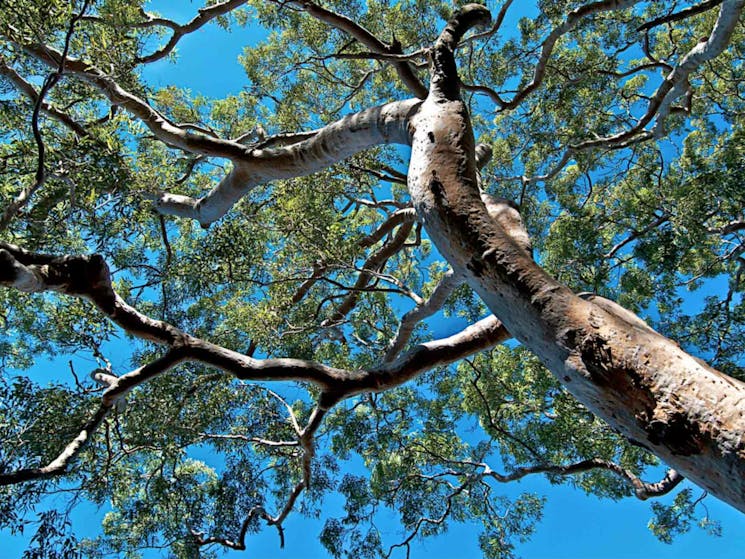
[645,411,705,456]
[576,333,705,457]
[429,170,446,205]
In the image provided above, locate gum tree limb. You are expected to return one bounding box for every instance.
[384,268,461,362]
[477,460,684,500]
[406,3,745,513]
[572,0,745,148]
[0,241,509,406]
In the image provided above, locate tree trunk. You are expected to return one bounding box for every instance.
[408,4,745,513]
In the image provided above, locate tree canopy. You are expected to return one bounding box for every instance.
[1,1,744,558]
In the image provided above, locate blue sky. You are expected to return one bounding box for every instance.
[4,1,745,558]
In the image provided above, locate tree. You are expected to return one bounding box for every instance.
[1,0,744,556]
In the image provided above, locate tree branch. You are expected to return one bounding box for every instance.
[604,212,670,259]
[290,262,327,305]
[572,0,745,147]
[478,459,684,500]
[0,351,185,486]
[323,219,414,325]
[20,43,248,159]
[136,0,250,64]
[637,0,724,32]
[0,242,509,405]
[430,3,491,101]
[384,268,461,362]
[0,242,185,344]
[17,37,424,226]
[707,219,745,235]
[193,397,330,551]
[0,2,91,231]
[281,0,428,98]
[358,207,417,248]
[152,99,421,226]
[0,58,88,137]
[499,0,642,112]
[408,3,745,514]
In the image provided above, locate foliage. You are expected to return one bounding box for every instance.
[1,0,744,557]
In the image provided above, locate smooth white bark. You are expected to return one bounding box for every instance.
[384,268,462,361]
[154,99,421,225]
[652,0,745,136]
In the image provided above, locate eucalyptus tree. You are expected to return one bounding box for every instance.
[1,0,745,557]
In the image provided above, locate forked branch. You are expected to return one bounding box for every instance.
[279,0,428,98]
[0,351,186,486]
[135,0,250,64]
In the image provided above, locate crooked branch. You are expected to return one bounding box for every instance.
[0,241,510,410]
[0,2,90,231]
[135,0,250,64]
[21,43,248,159]
[0,59,88,138]
[477,459,684,500]
[384,268,461,362]
[637,0,724,32]
[499,0,642,111]
[572,0,745,148]
[281,0,428,98]
[0,351,185,486]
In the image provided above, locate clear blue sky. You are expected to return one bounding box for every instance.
[5,2,745,558]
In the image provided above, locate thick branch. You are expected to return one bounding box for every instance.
[153,99,421,225]
[359,208,417,248]
[0,406,108,486]
[0,242,185,344]
[365,315,509,397]
[430,4,491,101]
[18,37,423,226]
[708,219,745,235]
[465,0,515,43]
[0,243,508,405]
